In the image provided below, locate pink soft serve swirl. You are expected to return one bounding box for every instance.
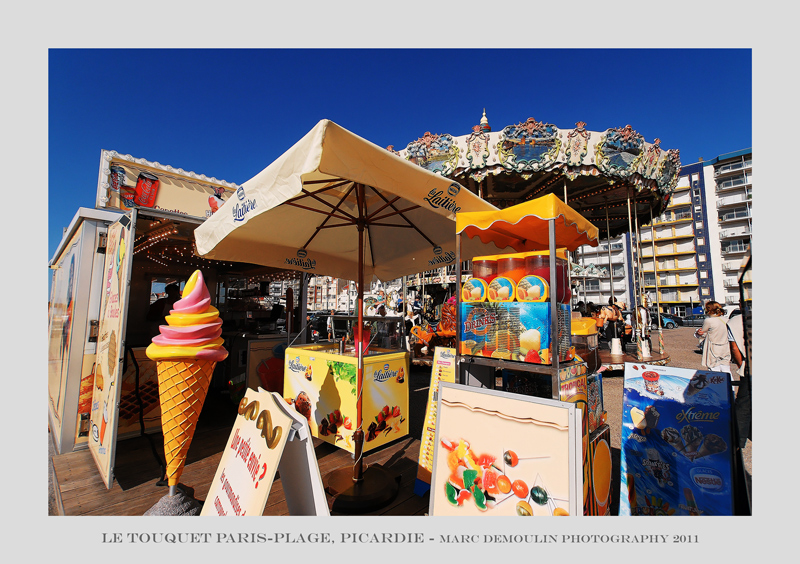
[171,277,212,314]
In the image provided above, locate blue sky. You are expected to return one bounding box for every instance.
[48,48,752,262]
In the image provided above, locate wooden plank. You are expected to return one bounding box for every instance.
[53,421,426,516]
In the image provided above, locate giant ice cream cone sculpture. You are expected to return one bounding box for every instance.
[146,270,227,487]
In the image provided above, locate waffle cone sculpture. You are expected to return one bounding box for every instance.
[147,270,227,487]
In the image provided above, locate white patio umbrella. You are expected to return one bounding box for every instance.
[194,119,500,510]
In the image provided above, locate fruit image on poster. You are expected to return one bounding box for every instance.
[283,346,409,454]
[430,383,581,516]
[585,425,612,516]
[619,363,735,516]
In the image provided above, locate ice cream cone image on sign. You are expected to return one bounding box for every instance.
[145,271,227,514]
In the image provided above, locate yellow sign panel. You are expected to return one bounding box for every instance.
[416,347,457,490]
[283,346,409,454]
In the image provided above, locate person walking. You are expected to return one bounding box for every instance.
[326,309,335,340]
[696,301,731,374]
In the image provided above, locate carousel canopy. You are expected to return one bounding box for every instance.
[390,114,681,238]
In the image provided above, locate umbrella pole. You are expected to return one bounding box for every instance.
[353,218,365,483]
[324,183,399,513]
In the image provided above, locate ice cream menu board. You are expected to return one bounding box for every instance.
[201,390,292,516]
[89,214,135,489]
[415,347,457,495]
[619,363,736,516]
[430,383,581,516]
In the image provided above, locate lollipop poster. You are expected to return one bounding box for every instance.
[619,363,736,516]
[430,382,581,516]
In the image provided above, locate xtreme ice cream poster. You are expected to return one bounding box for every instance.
[619,363,736,516]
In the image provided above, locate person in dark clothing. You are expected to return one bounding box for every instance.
[147,284,181,337]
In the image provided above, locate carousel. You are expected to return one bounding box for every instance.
[389,111,681,368]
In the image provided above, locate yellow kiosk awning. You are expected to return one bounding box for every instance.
[456,194,599,252]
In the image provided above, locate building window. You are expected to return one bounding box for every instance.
[696,221,704,229]
[702,287,711,295]
[698,254,706,262]
[585,280,600,291]
[694,205,702,213]
[700,270,708,279]
[697,237,705,246]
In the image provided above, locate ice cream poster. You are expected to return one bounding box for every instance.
[619,363,736,516]
[202,390,294,516]
[88,216,134,488]
[48,229,81,437]
[430,382,581,516]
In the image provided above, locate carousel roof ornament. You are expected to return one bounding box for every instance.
[394,111,681,238]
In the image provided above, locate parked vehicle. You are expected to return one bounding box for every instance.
[650,312,681,329]
[725,307,741,321]
[680,313,706,327]
[309,311,350,341]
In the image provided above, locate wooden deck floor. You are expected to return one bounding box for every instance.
[51,426,430,516]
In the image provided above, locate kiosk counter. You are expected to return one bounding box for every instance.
[283,341,409,454]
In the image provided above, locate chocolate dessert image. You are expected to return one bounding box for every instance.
[686,373,708,396]
[695,434,728,459]
[681,424,703,457]
[294,391,312,421]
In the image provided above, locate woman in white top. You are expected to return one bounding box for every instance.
[696,301,731,374]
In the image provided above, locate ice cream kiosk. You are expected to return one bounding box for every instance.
[49,150,301,489]
[454,194,613,515]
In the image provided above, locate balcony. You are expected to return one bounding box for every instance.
[722,243,751,254]
[723,279,739,288]
[717,194,752,208]
[714,159,752,177]
[715,175,751,193]
[719,209,751,223]
[720,227,752,239]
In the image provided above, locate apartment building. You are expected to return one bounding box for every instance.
[705,149,752,306]
[639,175,703,316]
[573,234,633,309]
[637,148,752,313]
